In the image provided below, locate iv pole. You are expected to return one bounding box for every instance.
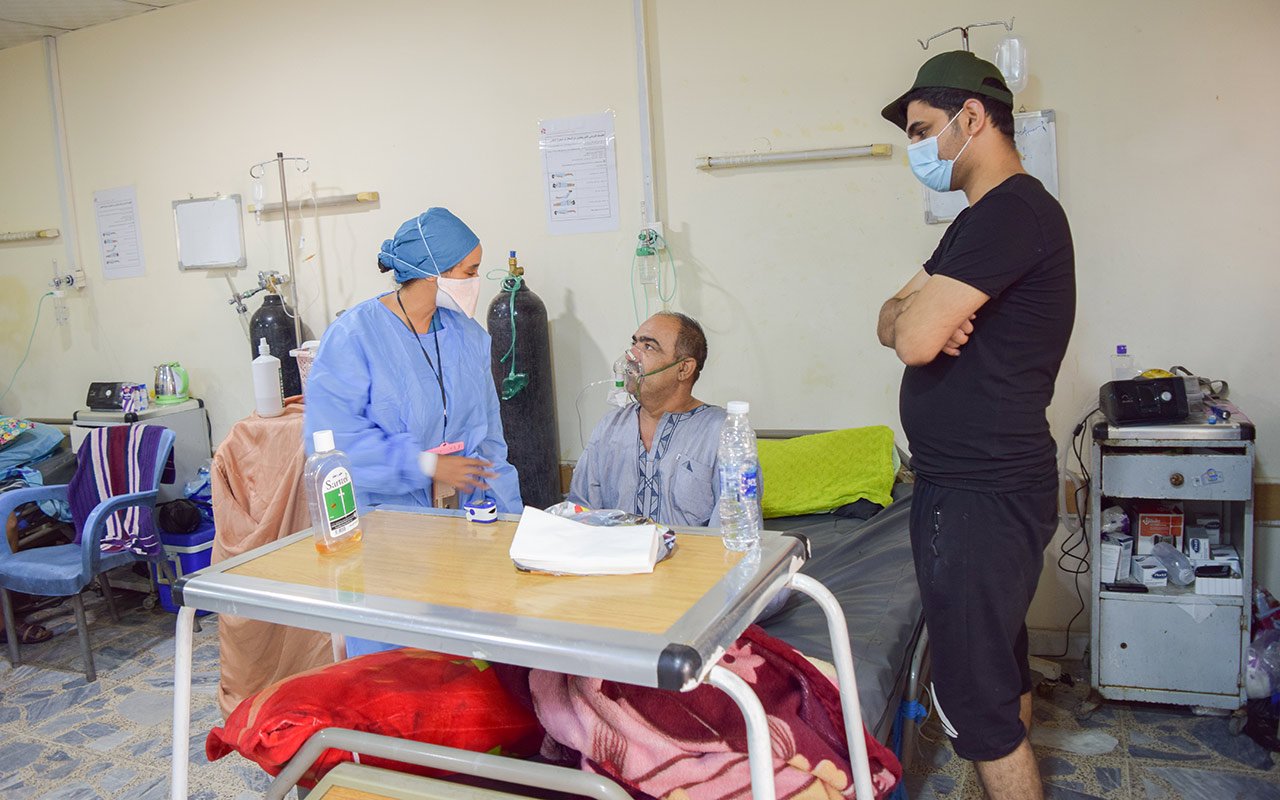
[249,152,309,348]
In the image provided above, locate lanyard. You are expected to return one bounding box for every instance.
[395,290,448,434]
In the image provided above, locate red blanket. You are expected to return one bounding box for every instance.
[528,625,901,799]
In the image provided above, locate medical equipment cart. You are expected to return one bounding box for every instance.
[1089,416,1255,712]
[169,508,879,800]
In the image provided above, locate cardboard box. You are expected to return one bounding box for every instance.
[1185,535,1213,564]
[1102,533,1134,581]
[1195,573,1243,596]
[1135,504,1183,555]
[1131,555,1169,587]
[1211,544,1241,573]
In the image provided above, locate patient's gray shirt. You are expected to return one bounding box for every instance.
[569,403,726,527]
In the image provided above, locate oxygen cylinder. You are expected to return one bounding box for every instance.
[487,251,559,509]
[249,294,302,398]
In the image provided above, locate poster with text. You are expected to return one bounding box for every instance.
[94,186,146,279]
[540,112,620,235]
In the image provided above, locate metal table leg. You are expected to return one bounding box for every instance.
[706,665,776,800]
[791,573,875,800]
[170,606,196,799]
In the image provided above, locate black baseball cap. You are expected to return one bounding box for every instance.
[881,50,1014,131]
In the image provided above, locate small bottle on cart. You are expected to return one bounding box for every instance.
[304,430,363,554]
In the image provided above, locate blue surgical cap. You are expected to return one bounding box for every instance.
[378,207,480,283]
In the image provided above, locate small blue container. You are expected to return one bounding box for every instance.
[150,519,215,615]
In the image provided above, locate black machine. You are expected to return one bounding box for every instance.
[85,382,132,411]
[1099,377,1189,426]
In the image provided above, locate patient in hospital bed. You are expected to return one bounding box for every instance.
[569,312,725,527]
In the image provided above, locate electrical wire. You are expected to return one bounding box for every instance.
[1044,409,1098,660]
[0,292,54,406]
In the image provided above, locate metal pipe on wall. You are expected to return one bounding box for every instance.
[695,144,892,171]
[43,36,84,284]
[633,0,657,226]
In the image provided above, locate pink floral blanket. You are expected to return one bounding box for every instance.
[528,625,901,799]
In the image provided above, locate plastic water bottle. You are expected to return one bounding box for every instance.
[304,430,363,554]
[1111,344,1136,381]
[252,337,284,417]
[717,401,762,551]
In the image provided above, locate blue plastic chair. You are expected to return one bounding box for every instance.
[0,427,176,681]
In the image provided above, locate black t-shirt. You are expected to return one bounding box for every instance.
[900,174,1075,492]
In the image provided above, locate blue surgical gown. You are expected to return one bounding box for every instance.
[305,295,523,658]
[303,294,522,514]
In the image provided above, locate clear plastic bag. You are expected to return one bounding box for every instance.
[1101,505,1130,535]
[1247,629,1280,699]
[183,461,213,522]
[542,501,676,562]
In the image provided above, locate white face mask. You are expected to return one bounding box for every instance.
[436,276,481,318]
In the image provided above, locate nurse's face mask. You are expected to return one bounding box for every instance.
[907,107,973,193]
[436,276,481,318]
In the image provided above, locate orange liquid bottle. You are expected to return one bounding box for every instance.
[304,430,363,554]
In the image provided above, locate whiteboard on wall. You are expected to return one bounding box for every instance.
[924,109,1059,224]
[173,195,246,270]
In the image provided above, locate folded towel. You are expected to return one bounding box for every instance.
[510,506,661,575]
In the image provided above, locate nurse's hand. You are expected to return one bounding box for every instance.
[434,456,498,492]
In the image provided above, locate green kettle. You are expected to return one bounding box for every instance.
[155,362,190,405]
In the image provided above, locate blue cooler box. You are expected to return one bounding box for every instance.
[151,520,215,615]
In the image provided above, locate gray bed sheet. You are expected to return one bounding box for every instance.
[761,484,921,742]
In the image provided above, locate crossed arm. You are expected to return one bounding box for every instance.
[877,268,991,367]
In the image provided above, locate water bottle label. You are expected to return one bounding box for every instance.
[740,466,760,500]
[321,468,359,536]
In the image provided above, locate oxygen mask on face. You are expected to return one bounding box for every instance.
[607,353,639,407]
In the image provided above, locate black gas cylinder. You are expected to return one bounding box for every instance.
[487,261,559,510]
[249,294,301,397]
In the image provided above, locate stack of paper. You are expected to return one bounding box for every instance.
[509,506,661,575]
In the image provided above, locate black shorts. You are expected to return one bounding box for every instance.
[910,476,1058,762]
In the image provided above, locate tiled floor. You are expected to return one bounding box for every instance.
[0,585,296,800]
[4,583,1280,799]
[903,663,1280,799]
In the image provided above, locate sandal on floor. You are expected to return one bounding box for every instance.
[0,621,54,645]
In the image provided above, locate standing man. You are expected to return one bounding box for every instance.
[877,51,1075,799]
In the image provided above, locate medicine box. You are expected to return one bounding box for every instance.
[1210,544,1241,574]
[150,520,215,615]
[1101,532,1133,583]
[1187,513,1222,546]
[1196,573,1243,596]
[1135,503,1183,555]
[1131,555,1169,587]
[1100,542,1121,583]
[1185,535,1213,564]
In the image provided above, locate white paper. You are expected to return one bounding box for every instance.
[509,506,659,575]
[94,186,146,279]
[539,112,620,235]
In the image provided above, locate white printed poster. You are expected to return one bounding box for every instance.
[539,112,620,235]
[94,185,146,279]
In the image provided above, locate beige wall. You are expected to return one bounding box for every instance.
[1,0,1278,632]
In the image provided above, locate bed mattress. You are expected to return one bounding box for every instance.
[761,485,921,742]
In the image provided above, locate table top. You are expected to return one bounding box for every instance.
[177,508,808,690]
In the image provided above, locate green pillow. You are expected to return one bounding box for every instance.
[757,426,896,518]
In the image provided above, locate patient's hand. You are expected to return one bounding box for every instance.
[434,456,497,492]
[941,315,976,357]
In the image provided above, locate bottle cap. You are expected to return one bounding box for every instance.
[313,430,336,453]
[1116,345,1127,355]
[726,400,750,414]
[258,337,271,356]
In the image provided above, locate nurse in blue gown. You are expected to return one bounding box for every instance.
[304,208,523,655]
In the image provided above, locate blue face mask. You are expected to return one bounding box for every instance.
[907,109,972,193]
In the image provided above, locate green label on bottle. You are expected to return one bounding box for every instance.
[321,468,359,536]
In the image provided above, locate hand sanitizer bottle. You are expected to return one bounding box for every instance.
[304,430,363,554]
[252,337,284,417]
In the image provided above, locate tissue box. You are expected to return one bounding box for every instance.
[1135,504,1183,555]
[1185,535,1213,564]
[1102,533,1134,582]
[1130,555,1169,587]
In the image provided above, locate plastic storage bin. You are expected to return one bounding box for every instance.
[151,519,215,615]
